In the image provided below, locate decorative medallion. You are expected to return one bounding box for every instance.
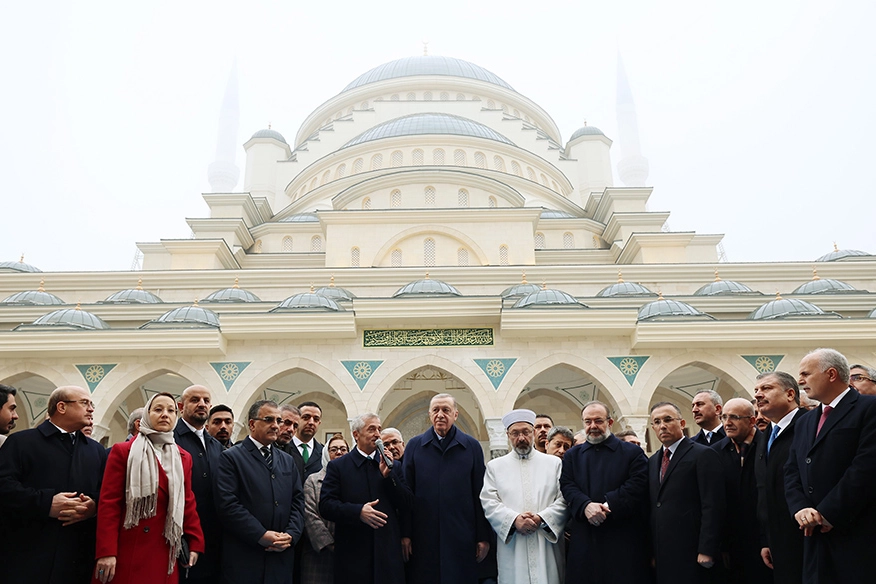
[341,360,384,390]
[474,358,516,390]
[607,356,650,386]
[364,328,493,347]
[742,355,784,373]
[209,361,251,391]
[75,364,117,393]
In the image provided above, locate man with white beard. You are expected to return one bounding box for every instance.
[480,409,568,584]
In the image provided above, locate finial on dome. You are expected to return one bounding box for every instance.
[19,253,24,262]
[425,272,430,280]
[137,278,143,290]
[268,122,272,130]
[833,242,839,252]
[542,282,547,290]
[521,271,528,284]
[310,283,315,293]
[38,279,45,292]
[812,267,820,281]
[75,301,81,310]
[194,298,199,306]
[233,276,240,289]
[422,40,429,56]
[330,275,336,287]
[714,268,721,282]
[776,291,782,300]
[657,290,664,300]
[583,120,587,127]
[617,270,624,283]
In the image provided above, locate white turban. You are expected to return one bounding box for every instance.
[502,409,536,429]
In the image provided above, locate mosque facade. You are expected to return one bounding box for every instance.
[1,55,874,454]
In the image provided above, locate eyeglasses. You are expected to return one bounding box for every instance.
[720,414,752,422]
[280,419,297,427]
[328,446,348,453]
[63,399,95,409]
[383,439,403,446]
[582,418,607,426]
[508,429,533,439]
[651,416,682,427]
[851,374,873,383]
[254,416,282,424]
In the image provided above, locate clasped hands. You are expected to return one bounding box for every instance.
[50,491,96,526]
[584,501,610,526]
[794,507,833,536]
[260,530,293,552]
[513,512,543,535]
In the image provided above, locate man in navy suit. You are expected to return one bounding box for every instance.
[0,385,108,584]
[691,390,725,446]
[320,412,412,584]
[290,401,324,480]
[649,401,725,584]
[175,385,225,584]
[215,399,304,584]
[785,348,876,584]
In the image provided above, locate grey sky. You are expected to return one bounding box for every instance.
[2,0,873,272]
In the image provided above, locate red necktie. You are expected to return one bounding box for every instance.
[660,448,671,482]
[816,405,833,436]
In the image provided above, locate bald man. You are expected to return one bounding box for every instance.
[175,385,224,584]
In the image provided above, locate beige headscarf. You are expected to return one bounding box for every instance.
[124,393,185,574]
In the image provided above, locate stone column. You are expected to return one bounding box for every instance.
[92,424,110,442]
[485,418,508,459]
[618,414,650,451]
[231,420,247,443]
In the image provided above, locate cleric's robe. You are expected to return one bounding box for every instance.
[480,449,568,584]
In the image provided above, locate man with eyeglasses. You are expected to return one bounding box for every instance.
[710,398,771,584]
[215,399,304,584]
[849,363,876,396]
[481,409,568,584]
[648,401,724,584]
[380,427,406,464]
[560,401,649,584]
[0,385,108,584]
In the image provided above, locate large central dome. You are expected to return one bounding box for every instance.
[342,56,514,92]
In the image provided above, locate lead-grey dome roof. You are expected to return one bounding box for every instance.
[145,306,220,328]
[637,299,712,321]
[0,260,41,273]
[102,288,163,304]
[250,128,287,144]
[2,290,66,306]
[597,282,656,298]
[513,288,587,308]
[540,209,576,219]
[393,277,461,298]
[816,248,870,262]
[279,213,319,223]
[792,278,857,295]
[29,308,110,330]
[343,113,514,149]
[694,280,757,296]
[501,282,542,299]
[569,126,605,141]
[748,298,828,320]
[272,293,343,311]
[202,287,261,303]
[343,56,514,92]
[315,285,356,302]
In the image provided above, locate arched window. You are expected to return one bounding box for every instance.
[406,92,416,101]
[526,167,536,181]
[511,161,521,176]
[433,149,445,165]
[563,232,574,249]
[513,109,520,117]
[454,149,466,166]
[321,170,331,185]
[335,164,346,179]
[347,107,353,115]
[391,249,402,267]
[391,150,403,167]
[474,152,486,169]
[471,95,481,101]
[423,91,432,101]
[310,177,318,190]
[540,173,549,186]
[493,155,505,171]
[311,235,322,252]
[488,196,497,208]
[334,111,342,120]
[254,239,263,253]
[362,197,372,209]
[412,149,424,165]
[424,238,436,267]
[501,104,508,113]
[361,101,369,109]
[552,180,559,192]
[499,244,509,265]
[371,154,383,170]
[458,189,469,207]
[487,99,496,109]
[390,94,399,101]
[353,158,364,173]
[391,190,402,208]
[440,91,449,100]
[534,232,545,249]
[593,235,601,248]
[456,93,466,100]
[282,236,293,252]
[457,248,469,266]
[425,186,436,207]
[351,247,360,267]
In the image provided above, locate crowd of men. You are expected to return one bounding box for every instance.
[0,346,873,584]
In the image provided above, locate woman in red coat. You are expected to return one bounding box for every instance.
[94,392,204,584]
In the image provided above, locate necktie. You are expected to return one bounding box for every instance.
[61,432,75,453]
[261,446,273,470]
[706,431,713,444]
[660,448,671,483]
[301,443,310,464]
[767,424,780,454]
[816,405,833,436]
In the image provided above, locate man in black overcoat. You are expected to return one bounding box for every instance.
[319,412,412,584]
[691,390,725,445]
[0,385,108,584]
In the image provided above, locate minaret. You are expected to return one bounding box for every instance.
[616,53,649,186]
[207,60,240,192]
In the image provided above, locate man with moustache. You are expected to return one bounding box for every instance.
[785,348,876,584]
[560,401,649,584]
[753,370,804,584]
[175,385,225,584]
[691,390,725,445]
[403,393,491,584]
[0,384,19,448]
[481,409,567,584]
[207,404,235,449]
[711,398,771,584]
[533,414,553,454]
[276,404,304,478]
[0,386,108,584]
[545,426,574,460]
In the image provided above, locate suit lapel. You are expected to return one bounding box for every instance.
[811,391,856,450]
[658,438,691,494]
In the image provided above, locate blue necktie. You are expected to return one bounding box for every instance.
[767,424,780,454]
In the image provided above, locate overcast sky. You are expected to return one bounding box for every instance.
[2,0,873,273]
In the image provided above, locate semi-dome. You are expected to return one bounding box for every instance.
[393,276,461,297]
[637,299,711,321]
[27,308,110,330]
[315,278,356,302]
[792,278,856,295]
[513,288,587,309]
[279,213,319,223]
[272,293,343,312]
[569,126,605,141]
[102,288,163,304]
[342,55,514,93]
[540,209,576,219]
[343,113,514,149]
[250,128,287,144]
[694,280,757,296]
[816,246,871,262]
[2,290,65,306]
[597,282,656,298]
[0,258,41,273]
[145,306,220,328]
[748,297,828,320]
[202,282,261,303]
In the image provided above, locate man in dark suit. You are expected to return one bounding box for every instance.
[0,383,19,448]
[289,401,324,480]
[175,385,225,584]
[649,401,725,584]
[0,385,108,584]
[276,404,304,479]
[753,370,804,584]
[215,399,304,584]
[207,404,236,449]
[785,348,876,584]
[691,390,725,445]
[320,413,412,584]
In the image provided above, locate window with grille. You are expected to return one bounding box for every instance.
[371,154,383,170]
[493,156,505,171]
[458,249,469,266]
[454,149,466,166]
[501,104,508,113]
[456,93,465,100]
[540,174,549,186]
[321,170,330,185]
[474,152,486,168]
[406,92,416,100]
[424,238,436,266]
[361,101,369,109]
[488,196,497,208]
[499,245,509,265]
[527,167,536,181]
[412,149,424,165]
[391,249,402,267]
[311,235,322,252]
[391,190,402,208]
[472,95,480,101]
[391,150,403,167]
[552,180,559,192]
[433,149,445,165]
[335,164,346,179]
[353,158,364,173]
[423,91,432,101]
[534,232,545,249]
[440,92,449,100]
[425,186,436,207]
[391,94,399,101]
[282,237,293,252]
[351,247,360,267]
[511,161,521,176]
[362,197,372,209]
[487,99,496,109]
[513,109,520,117]
[563,232,574,249]
[310,177,318,189]
[458,189,469,207]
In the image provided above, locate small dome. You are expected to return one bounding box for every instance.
[147,306,220,328]
[343,55,514,92]
[0,259,41,273]
[272,293,343,312]
[816,248,870,262]
[102,288,163,304]
[748,298,828,320]
[2,290,65,306]
[694,280,757,296]
[29,308,110,330]
[597,282,656,298]
[343,113,514,149]
[569,126,605,141]
[792,278,856,295]
[638,299,711,321]
[279,213,320,223]
[513,288,587,309]
[501,283,542,299]
[393,277,461,298]
[202,287,261,303]
[314,284,356,302]
[250,128,287,144]
[539,209,576,219]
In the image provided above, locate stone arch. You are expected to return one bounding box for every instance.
[380,390,482,442]
[0,364,69,431]
[370,224,489,267]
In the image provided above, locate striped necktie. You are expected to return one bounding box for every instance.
[261,446,273,470]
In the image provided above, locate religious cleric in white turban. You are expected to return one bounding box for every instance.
[480,409,569,584]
